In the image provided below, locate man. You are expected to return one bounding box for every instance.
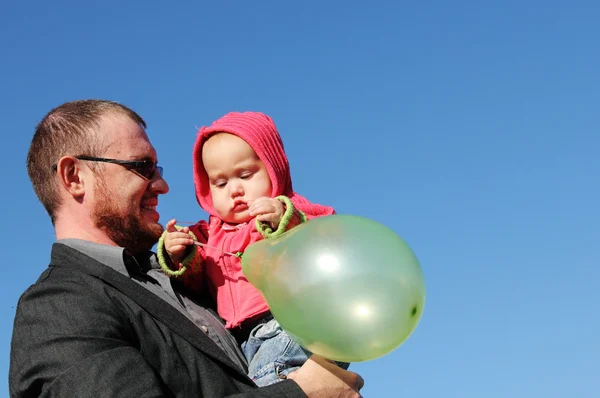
[9,100,364,397]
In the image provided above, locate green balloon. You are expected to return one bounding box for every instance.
[242,214,426,362]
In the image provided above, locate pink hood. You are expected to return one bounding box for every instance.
[193,111,335,219]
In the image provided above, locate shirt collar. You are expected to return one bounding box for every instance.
[57,238,160,276]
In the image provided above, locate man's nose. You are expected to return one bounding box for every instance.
[150,172,169,194]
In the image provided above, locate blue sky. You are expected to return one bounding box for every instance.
[1,0,598,396]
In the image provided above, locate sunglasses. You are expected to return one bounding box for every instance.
[52,156,163,180]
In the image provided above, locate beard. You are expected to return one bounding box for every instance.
[92,177,163,254]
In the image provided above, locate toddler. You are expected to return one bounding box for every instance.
[158,112,348,386]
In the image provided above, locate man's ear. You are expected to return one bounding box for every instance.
[56,156,86,198]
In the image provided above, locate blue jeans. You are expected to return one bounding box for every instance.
[241,318,350,387]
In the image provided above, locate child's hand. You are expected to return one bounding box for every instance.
[249,197,284,229]
[164,219,195,265]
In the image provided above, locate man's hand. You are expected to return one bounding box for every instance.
[249,197,285,229]
[287,354,364,397]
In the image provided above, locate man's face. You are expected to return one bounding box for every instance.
[89,114,169,253]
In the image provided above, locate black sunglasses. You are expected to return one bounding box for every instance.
[52,156,163,180]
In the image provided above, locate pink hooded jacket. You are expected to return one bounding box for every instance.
[160,112,335,329]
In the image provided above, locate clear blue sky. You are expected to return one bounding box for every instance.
[1,1,598,396]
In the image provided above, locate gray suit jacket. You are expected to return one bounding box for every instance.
[9,243,304,397]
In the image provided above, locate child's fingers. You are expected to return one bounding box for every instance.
[168,244,192,254]
[249,197,277,213]
[248,201,262,215]
[256,213,278,222]
[165,219,178,232]
[169,235,194,246]
[166,220,192,235]
[250,202,276,216]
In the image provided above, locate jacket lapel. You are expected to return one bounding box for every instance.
[50,244,250,380]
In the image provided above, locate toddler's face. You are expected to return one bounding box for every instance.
[202,133,272,224]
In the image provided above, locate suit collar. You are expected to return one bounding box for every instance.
[50,242,251,381]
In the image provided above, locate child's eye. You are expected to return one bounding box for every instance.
[214,180,227,188]
[240,172,253,180]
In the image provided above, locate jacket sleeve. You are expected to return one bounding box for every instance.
[255,195,307,239]
[9,270,172,398]
[228,381,306,397]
